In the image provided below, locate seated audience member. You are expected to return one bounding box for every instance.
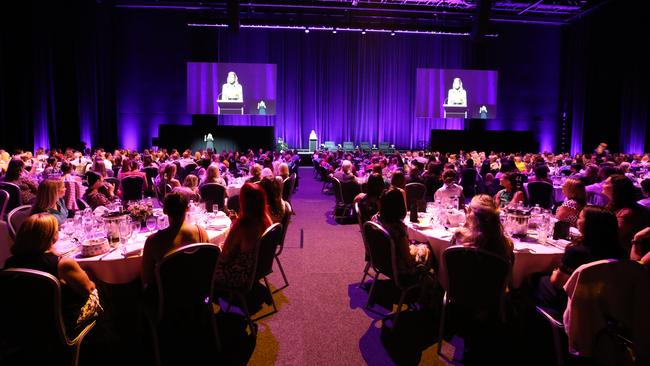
[259,176,291,224]
[423,162,443,200]
[40,156,60,180]
[61,161,83,211]
[157,163,181,195]
[84,172,118,210]
[584,165,620,204]
[141,192,209,288]
[172,174,201,202]
[494,172,525,208]
[434,169,463,207]
[213,183,272,288]
[355,173,385,224]
[30,179,68,225]
[390,170,406,191]
[453,194,514,264]
[483,173,501,197]
[638,179,650,209]
[603,174,650,253]
[371,188,430,277]
[630,227,650,266]
[333,160,357,184]
[533,206,626,318]
[278,163,290,181]
[528,165,552,184]
[117,158,148,191]
[202,165,227,187]
[1,158,38,205]
[3,214,99,328]
[555,178,586,227]
[245,164,263,184]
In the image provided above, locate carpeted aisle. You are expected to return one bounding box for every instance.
[249,167,451,366]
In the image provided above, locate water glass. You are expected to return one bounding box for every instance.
[146,216,157,232]
[157,214,169,230]
[130,221,141,243]
[212,204,219,214]
[119,222,132,256]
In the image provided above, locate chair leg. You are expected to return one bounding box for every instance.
[392,289,409,330]
[208,306,222,353]
[550,323,564,366]
[437,292,448,357]
[272,256,289,293]
[263,276,278,314]
[358,262,371,289]
[365,272,379,309]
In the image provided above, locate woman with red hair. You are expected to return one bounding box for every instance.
[213,183,272,288]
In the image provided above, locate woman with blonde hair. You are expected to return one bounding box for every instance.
[454,194,514,264]
[202,165,226,186]
[4,214,99,327]
[30,179,69,224]
[172,174,201,202]
[555,178,586,227]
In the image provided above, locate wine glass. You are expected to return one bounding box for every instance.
[146,216,157,233]
[130,221,141,244]
[118,221,132,256]
[62,219,75,241]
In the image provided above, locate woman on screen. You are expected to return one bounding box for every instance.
[221,71,243,101]
[447,77,467,106]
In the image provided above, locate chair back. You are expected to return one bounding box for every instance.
[564,259,650,362]
[363,221,398,284]
[77,198,90,211]
[0,269,70,351]
[460,168,478,198]
[155,243,221,322]
[121,176,145,202]
[104,177,120,189]
[340,180,361,204]
[443,246,509,311]
[143,167,159,196]
[282,174,294,202]
[180,163,198,182]
[199,183,226,212]
[255,223,283,280]
[528,181,554,209]
[331,177,345,204]
[0,189,9,219]
[0,182,22,215]
[405,182,427,212]
[8,205,32,238]
[227,194,240,213]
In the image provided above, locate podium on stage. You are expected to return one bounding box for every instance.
[443,104,468,118]
[217,100,244,115]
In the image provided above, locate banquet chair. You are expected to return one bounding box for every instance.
[200,183,227,213]
[0,182,22,217]
[359,141,371,152]
[355,202,373,288]
[227,194,240,213]
[0,189,9,219]
[148,243,222,364]
[282,173,296,204]
[121,176,145,202]
[180,163,198,182]
[363,221,427,329]
[76,198,90,211]
[319,166,333,194]
[405,182,427,212]
[104,177,120,189]
[558,259,650,366]
[332,177,360,222]
[0,268,97,366]
[272,208,291,293]
[215,223,283,328]
[143,166,159,197]
[437,246,509,359]
[7,205,31,239]
[527,181,554,209]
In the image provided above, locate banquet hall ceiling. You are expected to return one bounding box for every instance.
[115,0,612,33]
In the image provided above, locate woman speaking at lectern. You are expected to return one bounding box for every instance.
[221,71,243,102]
[447,77,467,106]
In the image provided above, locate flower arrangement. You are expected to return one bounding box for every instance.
[127,201,153,222]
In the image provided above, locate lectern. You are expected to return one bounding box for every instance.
[217,100,244,115]
[443,104,468,118]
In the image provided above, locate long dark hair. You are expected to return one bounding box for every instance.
[4,159,24,181]
[378,188,406,223]
[606,175,638,212]
[572,205,625,260]
[239,183,271,227]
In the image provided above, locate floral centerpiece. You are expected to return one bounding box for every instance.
[127,201,153,223]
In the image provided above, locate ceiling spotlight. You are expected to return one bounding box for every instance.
[390,31,395,36]
[351,0,359,5]
[332,29,337,34]
[361,29,366,35]
[305,27,309,33]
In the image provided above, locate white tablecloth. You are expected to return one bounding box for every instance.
[406,220,566,289]
[53,215,231,284]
